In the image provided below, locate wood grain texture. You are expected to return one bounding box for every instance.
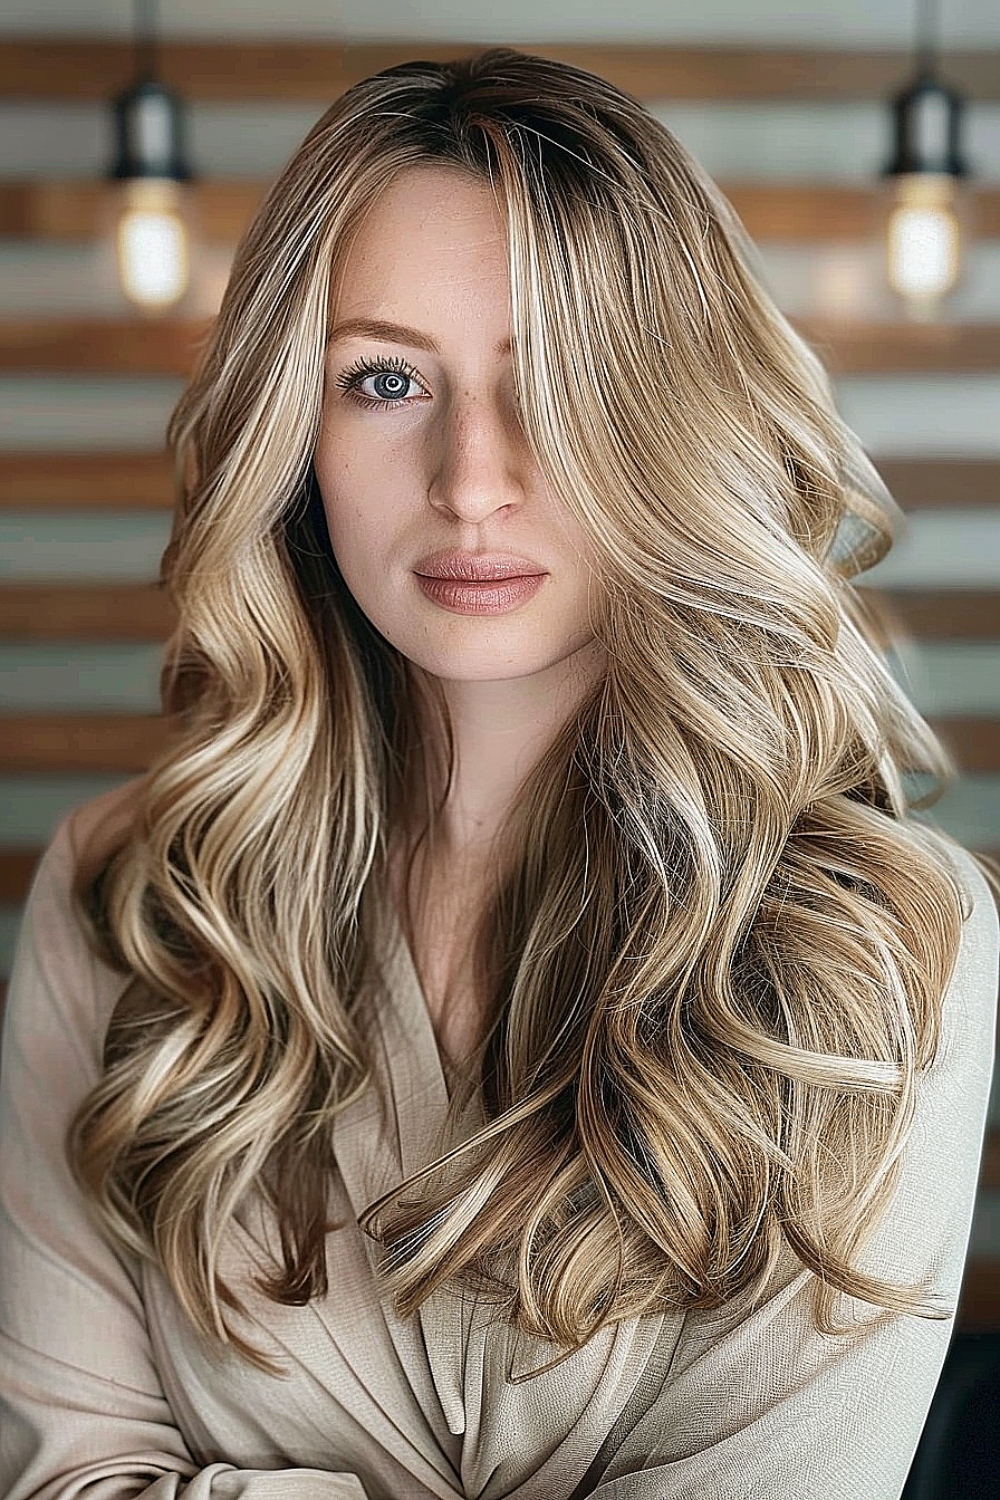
[1,39,999,103]
[4,179,999,245]
[0,317,212,376]
[0,848,40,903]
[0,451,175,509]
[1,452,996,514]
[957,1257,1000,1331]
[3,316,1000,377]
[869,589,1000,642]
[0,583,993,642]
[724,182,1000,243]
[794,319,1000,376]
[925,718,1000,775]
[0,179,257,244]
[0,583,174,641]
[981,1130,1000,1194]
[0,713,169,772]
[0,841,995,908]
[4,712,995,774]
[874,459,1000,512]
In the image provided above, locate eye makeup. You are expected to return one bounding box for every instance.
[333,353,428,410]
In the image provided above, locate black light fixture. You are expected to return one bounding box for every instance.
[107,0,196,313]
[880,0,970,319]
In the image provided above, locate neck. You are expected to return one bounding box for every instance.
[405,636,607,861]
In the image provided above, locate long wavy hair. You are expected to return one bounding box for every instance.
[67,46,998,1377]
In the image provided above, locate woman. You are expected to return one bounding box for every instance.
[1,46,997,1500]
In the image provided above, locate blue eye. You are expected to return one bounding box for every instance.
[334,354,427,410]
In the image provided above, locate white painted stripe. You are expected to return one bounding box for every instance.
[0,507,995,588]
[1,1,1000,46]
[1,374,999,457]
[2,640,997,715]
[1,99,999,184]
[0,511,172,581]
[0,378,182,449]
[836,376,1000,455]
[0,773,131,844]
[0,773,997,849]
[906,775,1000,847]
[0,644,164,711]
[5,238,1000,322]
[863,509,1000,587]
[755,242,1000,322]
[888,643,1000,714]
[0,242,234,320]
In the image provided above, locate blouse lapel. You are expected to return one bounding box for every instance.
[322,892,482,1444]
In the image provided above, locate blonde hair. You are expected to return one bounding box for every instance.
[68,46,997,1377]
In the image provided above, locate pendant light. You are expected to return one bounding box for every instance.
[880,0,970,320]
[107,0,196,314]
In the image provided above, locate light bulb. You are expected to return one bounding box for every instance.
[884,173,963,317]
[114,178,190,311]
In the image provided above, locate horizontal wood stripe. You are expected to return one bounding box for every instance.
[4,180,999,246]
[0,318,210,377]
[795,320,1000,376]
[0,180,259,244]
[0,584,994,642]
[0,848,40,903]
[0,583,173,640]
[0,713,168,772]
[982,1130,1000,1194]
[870,589,1000,642]
[957,1258,1000,1330]
[2,40,999,103]
[0,453,996,515]
[4,316,1000,377]
[925,718,1000,775]
[2,712,998,775]
[725,183,1000,244]
[0,451,174,509]
[874,459,1000,512]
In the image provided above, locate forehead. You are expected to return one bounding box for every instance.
[329,165,511,324]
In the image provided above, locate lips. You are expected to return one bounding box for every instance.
[414,551,546,582]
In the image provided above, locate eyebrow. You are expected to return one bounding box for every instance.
[327,317,512,357]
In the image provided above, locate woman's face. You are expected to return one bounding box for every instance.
[313,164,603,692]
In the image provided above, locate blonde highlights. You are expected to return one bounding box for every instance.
[68,47,995,1375]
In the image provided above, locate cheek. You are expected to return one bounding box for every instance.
[314,470,408,582]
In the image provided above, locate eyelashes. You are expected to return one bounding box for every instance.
[333,353,427,410]
[332,353,524,418]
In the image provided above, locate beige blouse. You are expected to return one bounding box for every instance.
[0,790,997,1500]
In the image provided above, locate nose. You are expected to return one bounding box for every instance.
[428,384,529,522]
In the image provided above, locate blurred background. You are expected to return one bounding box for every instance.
[1,3,999,1487]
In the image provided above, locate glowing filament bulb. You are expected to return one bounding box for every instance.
[885,173,962,314]
[115,178,190,311]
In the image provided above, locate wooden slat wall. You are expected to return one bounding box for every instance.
[2,32,998,1329]
[2,451,996,513]
[6,179,1000,244]
[4,315,1000,376]
[2,38,1000,102]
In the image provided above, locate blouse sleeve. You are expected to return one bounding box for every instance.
[585,839,999,1500]
[0,813,371,1500]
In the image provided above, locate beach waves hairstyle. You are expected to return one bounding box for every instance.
[68,46,997,1375]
